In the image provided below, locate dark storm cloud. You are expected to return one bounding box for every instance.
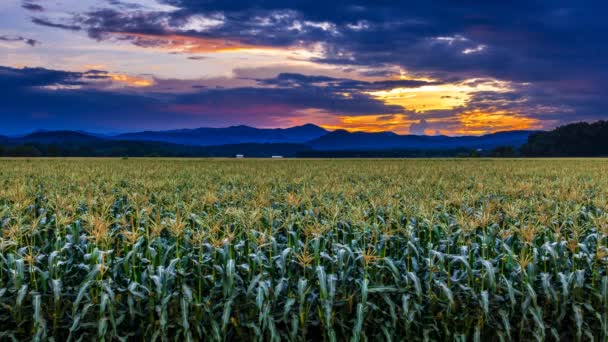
[38,1,608,83]
[31,18,81,31]
[0,66,93,88]
[104,0,147,10]
[261,73,338,85]
[0,35,40,46]
[70,7,333,48]
[77,9,168,40]
[21,2,44,12]
[258,73,440,91]
[172,86,402,116]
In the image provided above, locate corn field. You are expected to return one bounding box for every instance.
[1,158,608,341]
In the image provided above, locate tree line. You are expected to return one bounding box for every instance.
[520,121,608,157]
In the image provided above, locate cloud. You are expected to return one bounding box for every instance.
[105,73,154,87]
[0,35,40,46]
[108,32,281,54]
[28,1,608,83]
[173,86,403,116]
[21,1,44,12]
[258,73,440,90]
[31,18,81,31]
[28,0,608,87]
[0,65,405,134]
[0,66,88,88]
[409,119,429,135]
[0,66,159,91]
[29,1,608,85]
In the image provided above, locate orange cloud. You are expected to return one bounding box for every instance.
[279,109,416,134]
[449,110,542,135]
[112,32,284,54]
[318,111,541,135]
[345,76,541,135]
[318,114,415,134]
[83,64,108,70]
[107,73,154,87]
[285,109,541,136]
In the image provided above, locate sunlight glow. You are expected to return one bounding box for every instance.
[108,33,323,60]
[451,110,542,135]
[366,79,512,112]
[108,74,154,87]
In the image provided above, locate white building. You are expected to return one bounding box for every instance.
[236,154,244,158]
[271,156,283,159]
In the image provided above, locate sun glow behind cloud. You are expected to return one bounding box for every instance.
[365,78,512,112]
[225,73,545,135]
[450,110,542,135]
[318,115,415,134]
[309,111,541,135]
[107,73,154,87]
[309,76,546,135]
[308,110,542,136]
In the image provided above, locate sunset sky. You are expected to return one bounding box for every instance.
[1,0,606,135]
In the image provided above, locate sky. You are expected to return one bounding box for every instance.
[0,0,606,135]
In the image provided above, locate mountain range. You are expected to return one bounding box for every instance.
[308,129,536,150]
[115,124,329,146]
[0,124,540,157]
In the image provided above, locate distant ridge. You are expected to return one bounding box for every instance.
[16,130,105,144]
[113,124,536,149]
[115,124,328,146]
[0,124,542,157]
[308,129,539,150]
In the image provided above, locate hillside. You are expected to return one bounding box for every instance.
[521,121,608,156]
[308,129,537,150]
[115,124,328,146]
[14,131,105,145]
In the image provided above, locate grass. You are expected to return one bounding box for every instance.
[0,158,607,341]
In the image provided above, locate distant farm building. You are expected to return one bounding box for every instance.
[236,154,244,158]
[271,156,283,159]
